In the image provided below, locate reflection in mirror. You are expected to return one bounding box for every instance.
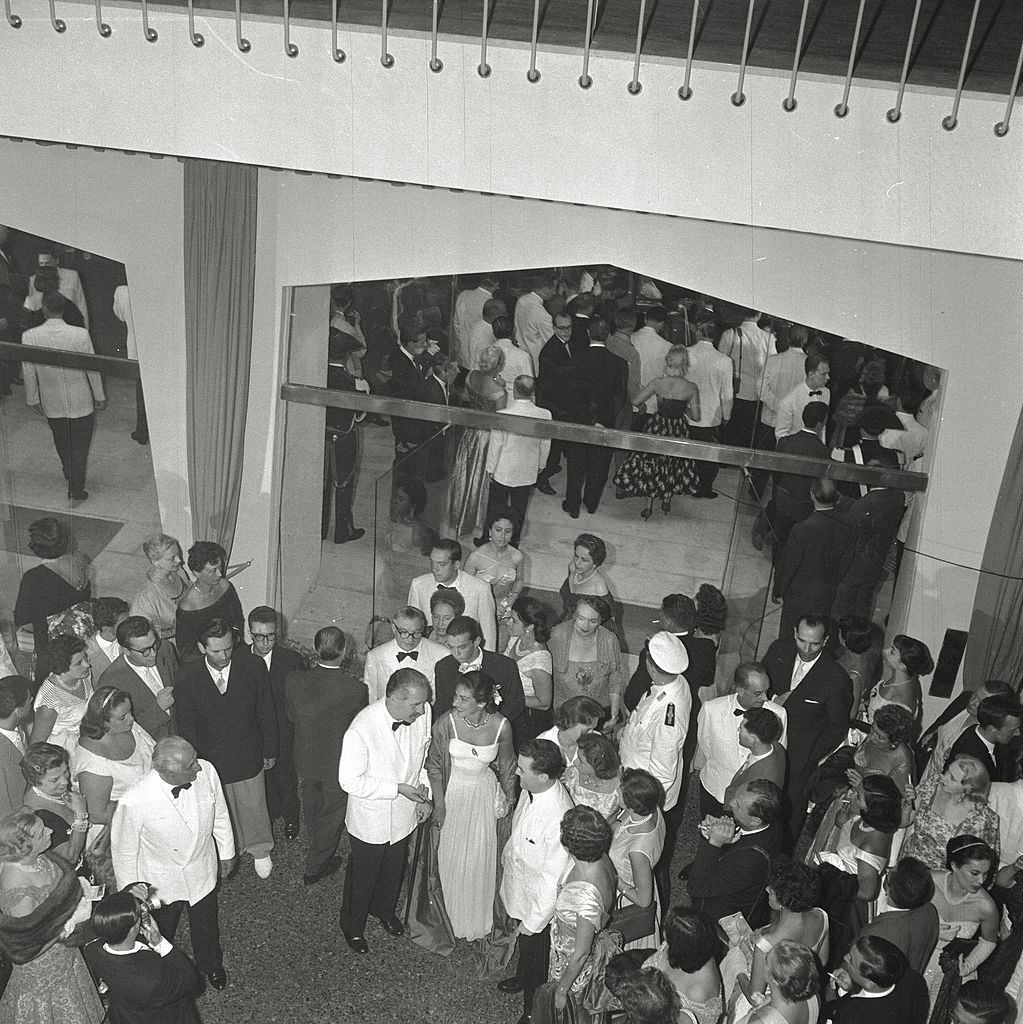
[286,267,938,708]
[0,227,160,684]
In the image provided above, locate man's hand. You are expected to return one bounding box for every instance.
[415,799,433,824]
[156,687,175,710]
[397,783,430,804]
[95,400,107,412]
[706,819,738,848]
[263,758,276,771]
[140,913,164,948]
[219,857,237,879]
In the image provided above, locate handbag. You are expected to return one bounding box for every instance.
[532,980,582,1024]
[608,893,656,945]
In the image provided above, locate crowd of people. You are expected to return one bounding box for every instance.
[0,502,1021,1024]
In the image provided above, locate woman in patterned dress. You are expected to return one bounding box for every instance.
[613,345,701,519]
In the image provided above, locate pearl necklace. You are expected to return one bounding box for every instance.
[573,567,596,586]
[459,711,490,730]
[32,786,70,806]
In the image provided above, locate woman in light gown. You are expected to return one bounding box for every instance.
[0,811,103,1024]
[446,345,506,539]
[29,634,94,752]
[426,671,516,942]
[608,769,665,951]
[464,508,523,648]
[923,836,999,1003]
[729,940,821,1024]
[643,908,723,1024]
[721,861,828,1020]
[861,633,933,728]
[567,732,622,821]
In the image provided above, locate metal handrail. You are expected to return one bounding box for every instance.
[0,342,141,378]
[279,382,928,493]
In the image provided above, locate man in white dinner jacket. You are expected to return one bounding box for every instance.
[363,606,448,704]
[111,737,236,991]
[497,738,574,1024]
[338,667,433,954]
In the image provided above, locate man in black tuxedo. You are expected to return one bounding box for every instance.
[766,401,829,579]
[388,322,445,471]
[945,694,1023,782]
[174,618,279,878]
[833,448,906,619]
[560,317,628,518]
[286,626,367,885]
[687,779,784,925]
[247,606,305,841]
[535,311,576,494]
[775,478,857,640]
[434,614,525,742]
[323,337,367,544]
[761,614,853,846]
[85,890,202,1024]
[827,935,927,1024]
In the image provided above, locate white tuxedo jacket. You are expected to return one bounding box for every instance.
[338,699,432,845]
[112,760,235,906]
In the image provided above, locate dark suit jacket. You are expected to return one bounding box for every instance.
[389,347,435,445]
[83,940,201,1024]
[687,822,783,923]
[833,438,888,499]
[723,744,787,807]
[777,508,857,607]
[254,644,305,770]
[0,731,26,820]
[842,487,906,571]
[285,666,367,775]
[537,334,575,417]
[945,724,1011,781]
[434,652,526,729]
[761,640,853,776]
[859,903,939,975]
[562,345,628,429]
[774,430,828,521]
[174,650,278,785]
[102,645,179,742]
[827,969,928,1024]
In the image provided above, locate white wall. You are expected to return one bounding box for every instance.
[0,5,1020,259]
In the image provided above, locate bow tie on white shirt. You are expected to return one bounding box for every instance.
[458,658,483,674]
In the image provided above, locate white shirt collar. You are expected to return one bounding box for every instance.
[976,726,997,756]
[458,650,484,674]
[102,941,148,956]
[851,985,895,999]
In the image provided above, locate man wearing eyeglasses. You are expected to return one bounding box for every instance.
[103,614,179,741]
[363,607,448,704]
[248,607,305,843]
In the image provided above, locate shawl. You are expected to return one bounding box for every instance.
[0,852,80,963]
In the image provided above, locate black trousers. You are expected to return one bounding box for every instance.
[515,925,552,1015]
[699,783,723,818]
[486,480,532,546]
[322,430,360,542]
[340,832,410,935]
[654,795,687,914]
[134,380,149,439]
[564,441,614,514]
[300,768,348,876]
[687,424,721,493]
[264,723,300,828]
[46,412,94,497]
[541,439,564,478]
[152,889,222,974]
[786,770,813,851]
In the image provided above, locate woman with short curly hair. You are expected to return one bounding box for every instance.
[731,939,821,1023]
[547,805,616,1014]
[721,860,829,1017]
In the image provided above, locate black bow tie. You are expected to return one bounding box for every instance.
[809,390,822,396]
[172,783,192,798]
[436,584,457,591]
[397,650,419,662]
[734,708,745,717]
[392,720,410,731]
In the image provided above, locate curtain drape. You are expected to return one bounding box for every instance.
[964,400,1023,690]
[183,160,257,554]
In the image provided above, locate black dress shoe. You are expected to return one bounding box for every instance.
[699,489,718,499]
[376,913,405,937]
[497,977,524,994]
[207,969,228,990]
[336,528,366,544]
[284,822,300,841]
[303,854,342,885]
[536,478,556,495]
[341,929,369,954]
[130,431,149,445]
[561,501,580,520]
[585,505,598,515]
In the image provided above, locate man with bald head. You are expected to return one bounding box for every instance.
[112,737,236,990]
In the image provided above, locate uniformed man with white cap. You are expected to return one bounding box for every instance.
[618,631,692,911]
